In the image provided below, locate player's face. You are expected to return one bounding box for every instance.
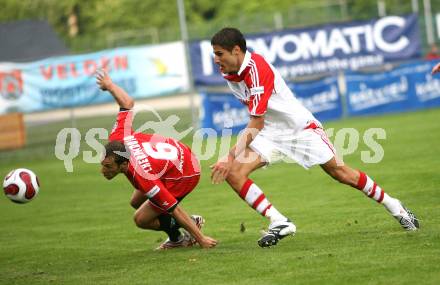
[101,156,121,180]
[212,45,241,74]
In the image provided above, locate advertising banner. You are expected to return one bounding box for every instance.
[0,42,189,114]
[345,69,414,116]
[289,77,342,122]
[201,77,342,134]
[190,14,421,85]
[406,61,440,109]
[345,60,440,116]
[200,93,249,134]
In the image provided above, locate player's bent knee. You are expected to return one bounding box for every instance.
[130,191,147,209]
[130,199,142,209]
[133,212,151,229]
[133,214,142,228]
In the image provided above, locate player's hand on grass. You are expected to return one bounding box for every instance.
[431,63,440,75]
[210,155,233,184]
[95,69,113,91]
[198,236,218,249]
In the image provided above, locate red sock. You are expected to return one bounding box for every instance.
[355,171,384,203]
[239,179,272,216]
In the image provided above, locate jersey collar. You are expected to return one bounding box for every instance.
[237,50,251,76]
[223,50,251,82]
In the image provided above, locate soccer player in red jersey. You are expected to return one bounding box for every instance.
[210,27,419,247]
[96,70,217,250]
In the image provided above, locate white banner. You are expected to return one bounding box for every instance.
[0,42,189,114]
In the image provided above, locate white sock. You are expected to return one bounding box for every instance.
[265,206,288,223]
[381,194,402,216]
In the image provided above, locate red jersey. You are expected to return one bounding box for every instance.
[109,110,200,212]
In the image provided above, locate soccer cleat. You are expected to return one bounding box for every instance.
[190,215,205,230]
[155,234,194,250]
[258,219,296,248]
[155,215,205,250]
[182,215,205,245]
[393,202,420,231]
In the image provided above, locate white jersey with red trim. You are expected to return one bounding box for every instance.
[223,51,319,134]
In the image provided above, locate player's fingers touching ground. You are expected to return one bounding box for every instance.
[199,236,218,248]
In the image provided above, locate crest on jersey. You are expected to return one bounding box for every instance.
[250,86,264,95]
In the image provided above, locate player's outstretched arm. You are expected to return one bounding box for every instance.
[96,69,134,109]
[432,63,440,75]
[171,205,218,249]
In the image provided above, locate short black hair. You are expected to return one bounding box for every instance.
[211,27,247,52]
[104,141,129,165]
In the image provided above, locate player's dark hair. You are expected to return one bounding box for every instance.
[104,141,129,165]
[211,27,247,52]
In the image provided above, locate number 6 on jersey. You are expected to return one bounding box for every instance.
[142,142,178,160]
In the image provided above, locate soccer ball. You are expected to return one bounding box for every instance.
[3,168,40,203]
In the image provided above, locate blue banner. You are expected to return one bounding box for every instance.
[289,77,342,122]
[0,42,189,114]
[191,14,421,85]
[200,93,249,134]
[406,61,440,109]
[201,77,342,134]
[345,60,440,116]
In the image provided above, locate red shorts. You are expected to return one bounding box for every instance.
[163,174,200,199]
[148,174,200,213]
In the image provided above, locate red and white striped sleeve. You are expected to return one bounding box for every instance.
[244,55,275,116]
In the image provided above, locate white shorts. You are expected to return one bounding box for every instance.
[249,127,336,169]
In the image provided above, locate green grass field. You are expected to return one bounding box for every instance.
[1,108,440,285]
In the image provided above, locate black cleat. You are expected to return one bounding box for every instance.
[258,220,296,248]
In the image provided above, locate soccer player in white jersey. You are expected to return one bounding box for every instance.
[209,27,419,247]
